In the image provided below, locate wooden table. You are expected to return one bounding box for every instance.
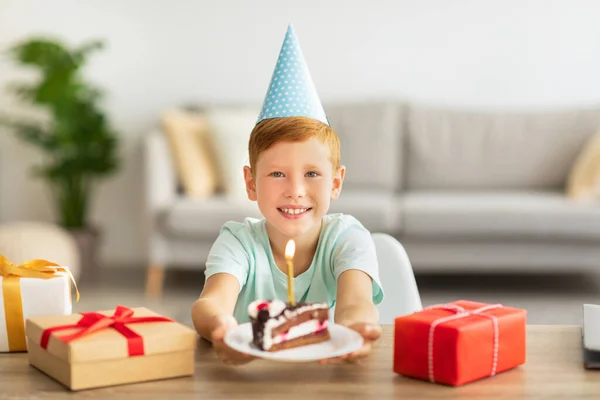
[0,325,598,399]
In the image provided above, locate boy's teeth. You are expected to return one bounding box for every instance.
[281,208,307,215]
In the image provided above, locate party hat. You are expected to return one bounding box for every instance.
[256,24,328,125]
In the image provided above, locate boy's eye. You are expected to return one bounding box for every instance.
[306,171,319,178]
[270,171,284,178]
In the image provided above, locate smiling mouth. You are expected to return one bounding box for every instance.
[277,207,312,215]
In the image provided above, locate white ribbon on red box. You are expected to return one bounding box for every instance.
[424,303,503,383]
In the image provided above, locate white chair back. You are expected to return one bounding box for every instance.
[372,233,422,324]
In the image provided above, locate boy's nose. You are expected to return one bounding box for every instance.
[284,179,306,199]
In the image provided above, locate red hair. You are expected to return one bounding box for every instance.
[248,117,340,174]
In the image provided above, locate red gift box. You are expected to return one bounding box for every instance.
[393,300,526,386]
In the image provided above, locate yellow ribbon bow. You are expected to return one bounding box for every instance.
[0,254,80,351]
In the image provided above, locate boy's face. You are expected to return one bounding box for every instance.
[243,137,345,240]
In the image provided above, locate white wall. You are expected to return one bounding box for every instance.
[1,0,600,267]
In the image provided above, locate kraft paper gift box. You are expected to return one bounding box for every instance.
[26,305,197,391]
[394,300,527,386]
[0,255,76,352]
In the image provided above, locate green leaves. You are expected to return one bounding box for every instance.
[0,37,119,228]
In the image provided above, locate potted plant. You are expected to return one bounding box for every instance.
[0,37,120,280]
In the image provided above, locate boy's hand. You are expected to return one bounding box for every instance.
[318,322,381,365]
[211,315,255,365]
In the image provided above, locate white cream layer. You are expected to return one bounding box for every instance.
[264,319,328,350]
[248,299,286,319]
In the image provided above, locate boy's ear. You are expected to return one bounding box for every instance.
[331,165,346,200]
[243,165,258,201]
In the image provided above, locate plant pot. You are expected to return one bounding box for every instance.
[68,226,101,285]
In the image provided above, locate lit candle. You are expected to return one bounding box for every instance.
[284,239,296,306]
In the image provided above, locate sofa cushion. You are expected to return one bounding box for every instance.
[402,191,600,240]
[160,109,219,199]
[328,190,401,233]
[162,191,400,238]
[566,129,600,200]
[325,102,403,191]
[160,197,262,238]
[406,105,600,190]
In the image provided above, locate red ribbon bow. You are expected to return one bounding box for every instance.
[40,305,173,356]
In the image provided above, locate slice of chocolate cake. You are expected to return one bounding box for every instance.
[248,299,330,351]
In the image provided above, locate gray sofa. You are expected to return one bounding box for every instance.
[142,101,600,296]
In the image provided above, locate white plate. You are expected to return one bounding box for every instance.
[224,322,364,362]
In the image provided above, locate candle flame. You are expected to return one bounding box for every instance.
[285,239,295,260]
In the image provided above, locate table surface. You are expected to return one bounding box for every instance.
[1,325,598,399]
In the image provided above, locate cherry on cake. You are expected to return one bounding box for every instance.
[248,299,330,351]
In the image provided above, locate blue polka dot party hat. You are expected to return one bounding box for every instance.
[256,24,328,126]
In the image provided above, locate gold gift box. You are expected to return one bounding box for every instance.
[25,306,197,391]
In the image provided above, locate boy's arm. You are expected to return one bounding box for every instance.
[334,269,379,326]
[321,269,381,365]
[192,273,240,342]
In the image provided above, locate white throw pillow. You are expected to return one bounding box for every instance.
[205,107,260,203]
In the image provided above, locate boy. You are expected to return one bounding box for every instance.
[191,24,384,365]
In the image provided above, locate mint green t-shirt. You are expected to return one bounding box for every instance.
[204,213,384,323]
